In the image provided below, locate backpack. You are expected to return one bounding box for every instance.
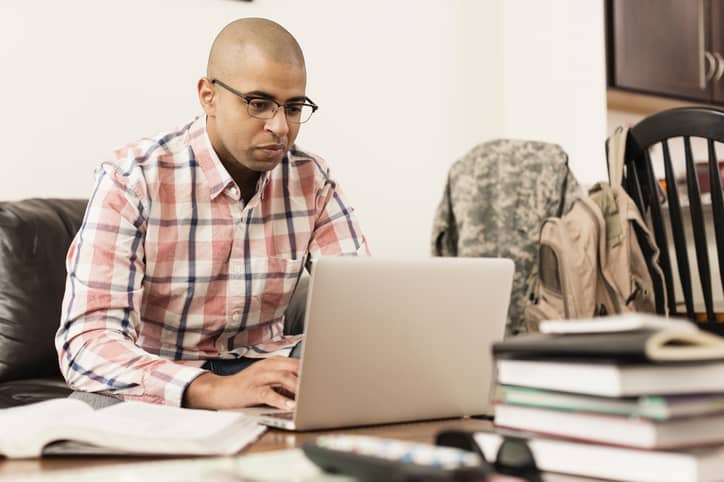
[523,127,668,331]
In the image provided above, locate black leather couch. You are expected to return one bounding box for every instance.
[0,198,308,409]
[0,199,87,408]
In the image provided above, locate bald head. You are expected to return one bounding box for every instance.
[207,18,305,80]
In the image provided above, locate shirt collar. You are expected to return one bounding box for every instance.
[188,116,234,200]
[190,116,273,202]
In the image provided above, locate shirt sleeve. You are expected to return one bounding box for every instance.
[306,172,370,262]
[55,164,205,406]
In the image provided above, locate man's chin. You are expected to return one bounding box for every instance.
[251,148,286,169]
[246,157,283,172]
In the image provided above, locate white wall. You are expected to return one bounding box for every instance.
[0,0,606,256]
[502,0,608,187]
[464,0,504,152]
[0,0,493,256]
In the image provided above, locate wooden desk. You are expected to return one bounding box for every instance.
[0,417,494,479]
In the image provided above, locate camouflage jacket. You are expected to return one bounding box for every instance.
[431,139,583,335]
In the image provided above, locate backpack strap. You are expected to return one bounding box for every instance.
[589,182,624,247]
[607,126,628,187]
[556,165,570,217]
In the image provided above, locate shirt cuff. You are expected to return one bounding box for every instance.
[141,363,208,407]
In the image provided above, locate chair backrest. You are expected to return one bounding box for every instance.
[619,107,724,329]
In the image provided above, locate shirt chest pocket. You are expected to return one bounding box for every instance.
[248,256,305,322]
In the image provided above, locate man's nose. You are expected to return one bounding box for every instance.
[265,108,290,137]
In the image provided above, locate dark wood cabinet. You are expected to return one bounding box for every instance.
[712,0,724,103]
[608,0,724,105]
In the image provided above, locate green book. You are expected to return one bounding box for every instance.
[498,385,724,421]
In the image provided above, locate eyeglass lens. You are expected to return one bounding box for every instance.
[496,439,541,482]
[246,98,315,124]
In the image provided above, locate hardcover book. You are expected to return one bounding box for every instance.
[475,430,724,482]
[494,403,724,449]
[493,329,724,363]
[496,358,724,397]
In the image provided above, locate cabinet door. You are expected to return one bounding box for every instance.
[612,0,712,102]
[712,0,724,103]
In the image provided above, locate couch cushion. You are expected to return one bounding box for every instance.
[0,378,73,408]
[0,199,87,382]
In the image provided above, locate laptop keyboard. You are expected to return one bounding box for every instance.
[261,411,294,420]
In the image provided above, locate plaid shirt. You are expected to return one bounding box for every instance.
[56,117,369,406]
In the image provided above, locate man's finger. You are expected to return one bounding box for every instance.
[260,356,300,373]
[273,385,296,400]
[257,369,298,394]
[263,387,297,410]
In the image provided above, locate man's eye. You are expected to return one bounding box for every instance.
[285,104,304,115]
[248,99,273,113]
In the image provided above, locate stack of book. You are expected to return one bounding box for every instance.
[479,314,724,482]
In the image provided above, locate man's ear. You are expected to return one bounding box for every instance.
[198,77,216,116]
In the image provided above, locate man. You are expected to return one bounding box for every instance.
[56,18,369,410]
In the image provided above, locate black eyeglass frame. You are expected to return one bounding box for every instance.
[210,78,319,124]
[435,430,542,482]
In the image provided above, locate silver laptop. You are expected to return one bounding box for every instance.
[238,256,514,431]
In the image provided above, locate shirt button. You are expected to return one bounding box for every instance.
[228,187,238,198]
[231,311,241,322]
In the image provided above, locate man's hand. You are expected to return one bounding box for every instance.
[183,356,299,410]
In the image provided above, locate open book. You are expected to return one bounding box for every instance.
[539,313,699,334]
[0,398,266,459]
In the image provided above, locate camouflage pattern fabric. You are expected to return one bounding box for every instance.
[431,139,583,335]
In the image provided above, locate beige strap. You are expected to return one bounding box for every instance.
[608,126,628,187]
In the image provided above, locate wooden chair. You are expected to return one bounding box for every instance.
[617,107,724,334]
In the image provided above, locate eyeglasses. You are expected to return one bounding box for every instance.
[435,430,542,482]
[211,78,319,124]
